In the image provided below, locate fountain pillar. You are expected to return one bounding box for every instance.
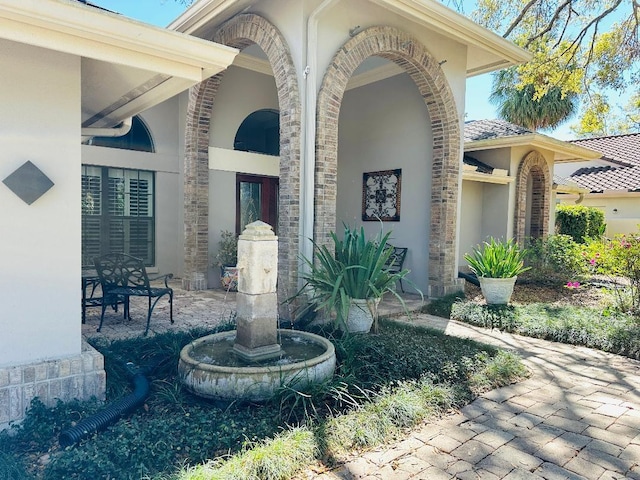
[232,221,282,362]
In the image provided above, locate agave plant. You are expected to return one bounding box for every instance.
[294,225,419,331]
[464,237,531,278]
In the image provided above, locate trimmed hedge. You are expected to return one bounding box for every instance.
[555,204,605,243]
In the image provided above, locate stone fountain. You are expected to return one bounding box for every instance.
[178,221,336,402]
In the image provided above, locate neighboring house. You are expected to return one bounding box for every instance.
[555,133,640,235]
[460,119,600,263]
[1,0,532,428]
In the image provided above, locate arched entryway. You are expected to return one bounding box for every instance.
[514,151,551,245]
[182,14,301,303]
[315,26,461,297]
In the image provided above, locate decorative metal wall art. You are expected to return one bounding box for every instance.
[362,169,401,221]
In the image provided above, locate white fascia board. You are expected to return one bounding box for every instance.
[463,172,515,184]
[371,0,532,74]
[170,0,245,34]
[465,134,602,161]
[0,0,239,81]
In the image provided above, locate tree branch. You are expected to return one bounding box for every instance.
[503,0,539,38]
[524,0,574,48]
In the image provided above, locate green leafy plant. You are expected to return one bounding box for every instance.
[555,204,606,243]
[214,230,238,267]
[524,234,586,283]
[292,225,420,330]
[464,237,531,278]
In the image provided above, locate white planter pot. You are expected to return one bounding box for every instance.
[478,276,517,305]
[344,298,380,333]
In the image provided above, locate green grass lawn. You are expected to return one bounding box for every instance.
[0,320,527,480]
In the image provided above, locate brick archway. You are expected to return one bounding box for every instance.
[514,151,551,245]
[315,26,461,297]
[183,14,301,303]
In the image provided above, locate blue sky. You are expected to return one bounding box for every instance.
[92,0,572,139]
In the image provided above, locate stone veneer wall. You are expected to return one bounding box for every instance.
[315,26,462,297]
[0,341,106,431]
[182,14,301,317]
[514,151,551,245]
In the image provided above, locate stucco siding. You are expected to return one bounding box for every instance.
[0,40,81,366]
[209,66,279,150]
[337,73,432,293]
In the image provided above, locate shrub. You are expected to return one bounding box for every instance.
[608,234,640,315]
[525,234,586,283]
[555,204,606,243]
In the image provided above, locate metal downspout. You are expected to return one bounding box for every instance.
[301,0,342,280]
[81,117,133,142]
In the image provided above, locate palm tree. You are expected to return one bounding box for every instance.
[489,69,579,131]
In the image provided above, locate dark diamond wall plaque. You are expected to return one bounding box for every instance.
[3,161,54,205]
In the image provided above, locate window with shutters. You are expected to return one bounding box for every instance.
[81,166,155,267]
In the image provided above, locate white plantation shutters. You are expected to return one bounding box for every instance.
[81,166,154,267]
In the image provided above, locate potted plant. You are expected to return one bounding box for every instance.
[214,230,238,291]
[464,237,530,304]
[294,225,421,333]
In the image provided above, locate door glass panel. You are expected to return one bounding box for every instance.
[240,181,262,232]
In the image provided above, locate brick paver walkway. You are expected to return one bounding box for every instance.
[310,315,640,480]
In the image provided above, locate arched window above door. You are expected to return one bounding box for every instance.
[234,109,280,156]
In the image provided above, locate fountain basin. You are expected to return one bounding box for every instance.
[178,330,336,402]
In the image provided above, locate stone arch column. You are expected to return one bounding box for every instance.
[182,14,301,305]
[514,151,551,245]
[315,26,461,297]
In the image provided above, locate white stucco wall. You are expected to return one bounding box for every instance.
[209,66,279,150]
[459,180,484,263]
[337,73,432,294]
[0,40,81,366]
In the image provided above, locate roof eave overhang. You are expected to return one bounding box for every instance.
[170,0,250,34]
[463,171,514,184]
[0,0,239,127]
[170,0,532,76]
[370,0,532,76]
[464,134,602,161]
[554,185,589,194]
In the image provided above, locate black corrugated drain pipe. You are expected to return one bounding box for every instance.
[59,364,150,447]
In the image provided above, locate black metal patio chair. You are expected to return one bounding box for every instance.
[94,253,173,336]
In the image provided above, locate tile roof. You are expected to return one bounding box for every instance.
[569,164,640,193]
[567,133,640,192]
[464,119,533,142]
[570,133,640,167]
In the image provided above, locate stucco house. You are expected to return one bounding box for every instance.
[1,0,534,428]
[460,119,600,263]
[555,133,640,235]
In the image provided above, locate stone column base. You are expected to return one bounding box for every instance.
[182,272,207,291]
[0,341,106,431]
[428,278,465,298]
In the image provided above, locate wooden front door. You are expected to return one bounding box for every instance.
[236,174,279,234]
